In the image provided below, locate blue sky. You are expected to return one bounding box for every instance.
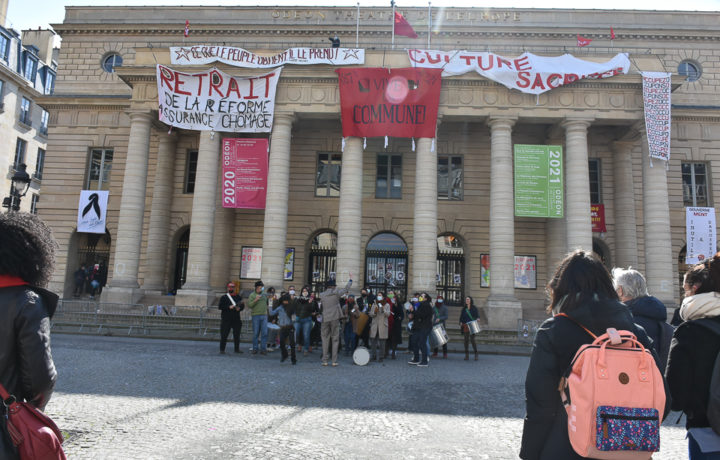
[5,0,720,32]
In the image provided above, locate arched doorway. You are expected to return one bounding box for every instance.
[365,232,408,299]
[73,229,111,297]
[172,228,190,294]
[436,234,464,307]
[307,231,337,293]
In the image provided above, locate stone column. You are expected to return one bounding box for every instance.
[640,128,675,306]
[336,136,363,288]
[411,137,438,296]
[260,112,295,289]
[611,140,639,268]
[210,156,234,290]
[102,111,152,304]
[142,131,177,293]
[563,118,594,252]
[175,130,221,306]
[486,116,522,329]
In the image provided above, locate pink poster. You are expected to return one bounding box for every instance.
[222,138,268,209]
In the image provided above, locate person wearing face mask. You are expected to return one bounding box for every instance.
[432,295,449,359]
[343,295,358,356]
[269,293,297,364]
[369,292,391,362]
[248,280,269,355]
[408,292,433,367]
[388,293,405,359]
[292,285,315,356]
[218,282,244,354]
[357,287,372,348]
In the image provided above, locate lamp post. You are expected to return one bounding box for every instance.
[2,163,32,212]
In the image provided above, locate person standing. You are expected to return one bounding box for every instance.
[293,286,315,355]
[408,292,433,367]
[369,292,391,362]
[343,295,358,356]
[73,264,87,297]
[218,282,244,354]
[357,287,372,348]
[460,296,479,361]
[432,295,449,359]
[388,294,405,359]
[318,277,352,367]
[269,294,297,364]
[666,255,720,459]
[0,213,60,459]
[248,280,268,355]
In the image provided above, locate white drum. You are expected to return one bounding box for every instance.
[353,346,370,366]
[467,319,481,335]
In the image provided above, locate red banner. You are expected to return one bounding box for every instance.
[591,204,607,233]
[335,67,442,139]
[222,138,268,209]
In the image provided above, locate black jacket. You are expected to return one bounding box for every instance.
[626,296,667,351]
[666,315,720,428]
[0,285,58,459]
[412,300,433,331]
[520,296,668,460]
[218,293,243,322]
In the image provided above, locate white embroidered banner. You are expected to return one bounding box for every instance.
[77,190,109,234]
[686,207,717,264]
[642,72,672,162]
[407,50,630,95]
[156,65,282,132]
[171,46,364,67]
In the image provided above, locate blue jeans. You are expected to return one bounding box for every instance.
[689,430,720,459]
[343,321,356,353]
[294,317,313,352]
[251,315,268,351]
[412,328,430,364]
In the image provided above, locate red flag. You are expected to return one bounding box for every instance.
[577,34,592,47]
[610,27,616,40]
[184,20,190,38]
[394,12,418,39]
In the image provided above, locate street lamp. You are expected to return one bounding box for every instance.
[2,163,32,212]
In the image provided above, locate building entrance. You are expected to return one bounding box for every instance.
[365,232,408,300]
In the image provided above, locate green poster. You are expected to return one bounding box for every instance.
[514,144,563,218]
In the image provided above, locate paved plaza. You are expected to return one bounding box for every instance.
[45,334,688,459]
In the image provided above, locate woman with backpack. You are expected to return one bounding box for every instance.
[666,254,720,459]
[520,250,668,459]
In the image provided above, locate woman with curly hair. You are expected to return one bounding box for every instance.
[0,212,60,459]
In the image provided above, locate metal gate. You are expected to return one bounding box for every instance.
[308,247,337,294]
[172,230,189,294]
[365,250,408,300]
[436,252,464,307]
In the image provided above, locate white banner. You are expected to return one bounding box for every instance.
[686,207,717,264]
[77,190,109,234]
[156,65,282,132]
[642,72,672,162]
[171,46,364,68]
[407,50,630,95]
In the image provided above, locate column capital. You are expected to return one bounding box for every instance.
[487,116,517,129]
[609,139,636,153]
[273,111,296,125]
[127,110,154,123]
[561,117,594,130]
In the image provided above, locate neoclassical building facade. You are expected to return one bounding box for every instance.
[37,6,720,329]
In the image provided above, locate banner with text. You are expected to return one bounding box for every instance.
[407,50,630,95]
[686,207,717,264]
[77,190,109,234]
[335,67,443,138]
[591,204,607,233]
[171,46,364,67]
[222,138,269,209]
[642,72,672,162]
[480,255,537,289]
[241,247,262,279]
[514,145,564,218]
[157,65,282,132]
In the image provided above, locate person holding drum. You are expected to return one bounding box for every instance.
[369,292,391,362]
[460,296,480,361]
[432,295,449,359]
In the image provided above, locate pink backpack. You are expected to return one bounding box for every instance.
[558,315,666,459]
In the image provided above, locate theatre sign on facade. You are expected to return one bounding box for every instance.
[37,6,719,329]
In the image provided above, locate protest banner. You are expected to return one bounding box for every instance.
[156,65,281,132]
[407,50,630,95]
[171,46,364,67]
[686,207,717,264]
[335,67,442,138]
[514,145,564,218]
[642,72,672,162]
[591,204,607,233]
[222,138,268,209]
[77,190,109,234]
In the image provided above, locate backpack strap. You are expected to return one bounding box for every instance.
[555,313,598,340]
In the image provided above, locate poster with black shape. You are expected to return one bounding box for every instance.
[335,68,442,139]
[156,65,282,133]
[77,190,109,234]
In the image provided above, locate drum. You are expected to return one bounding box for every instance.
[355,312,370,335]
[353,346,370,366]
[429,324,449,348]
[467,319,481,335]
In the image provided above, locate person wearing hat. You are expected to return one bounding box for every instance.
[318,276,352,366]
[248,280,269,355]
[218,282,244,354]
